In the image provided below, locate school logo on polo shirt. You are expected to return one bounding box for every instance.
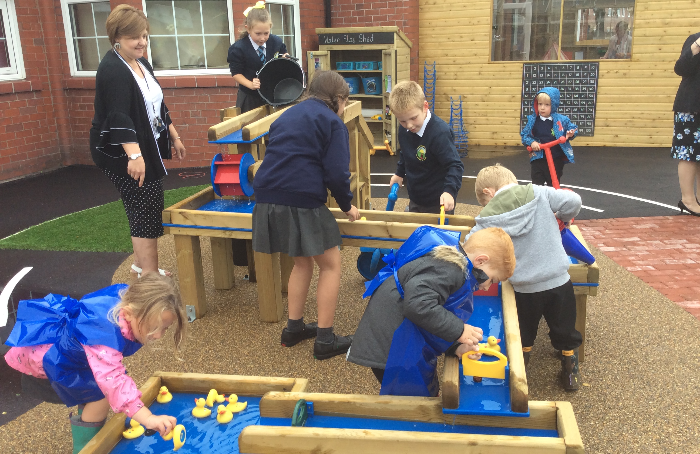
[416,145,427,161]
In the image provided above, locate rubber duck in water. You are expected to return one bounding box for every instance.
[216,405,234,424]
[225,394,248,413]
[123,419,145,439]
[157,386,173,403]
[192,398,212,418]
[162,424,186,451]
[205,389,226,407]
[478,336,501,352]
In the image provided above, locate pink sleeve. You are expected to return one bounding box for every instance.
[83,344,145,417]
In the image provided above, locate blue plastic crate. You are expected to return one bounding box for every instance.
[344,77,361,94]
[355,61,376,70]
[336,61,354,70]
[362,76,382,95]
[377,61,382,70]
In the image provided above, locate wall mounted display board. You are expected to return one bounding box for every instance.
[520,62,599,137]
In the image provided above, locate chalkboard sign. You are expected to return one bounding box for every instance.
[318,32,394,46]
[520,62,599,137]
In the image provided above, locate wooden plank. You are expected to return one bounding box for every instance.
[258,392,558,430]
[356,115,375,149]
[239,425,566,454]
[242,104,294,141]
[155,371,301,395]
[165,226,251,240]
[170,209,253,229]
[246,240,257,283]
[219,106,240,122]
[337,219,471,242]
[575,294,587,363]
[254,252,283,322]
[567,264,589,283]
[163,187,215,215]
[441,355,460,409]
[316,26,400,34]
[329,208,476,227]
[208,106,270,141]
[210,237,235,290]
[341,100,363,124]
[174,234,207,318]
[502,281,528,413]
[81,376,162,454]
[556,401,585,454]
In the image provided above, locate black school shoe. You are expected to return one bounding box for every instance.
[280,322,318,347]
[313,334,353,360]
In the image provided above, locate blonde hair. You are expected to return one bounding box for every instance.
[474,164,518,206]
[109,274,187,350]
[430,245,467,272]
[105,4,149,46]
[388,81,426,113]
[303,70,349,114]
[239,7,271,40]
[463,227,516,279]
[536,92,551,103]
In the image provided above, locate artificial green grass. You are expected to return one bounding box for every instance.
[0,185,209,253]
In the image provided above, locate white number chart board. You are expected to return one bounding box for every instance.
[520,62,599,136]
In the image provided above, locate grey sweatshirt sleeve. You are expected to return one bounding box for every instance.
[397,257,466,343]
[544,187,582,223]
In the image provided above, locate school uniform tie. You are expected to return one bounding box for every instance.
[258,46,265,62]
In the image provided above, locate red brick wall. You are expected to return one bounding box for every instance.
[330,0,419,81]
[0,0,329,183]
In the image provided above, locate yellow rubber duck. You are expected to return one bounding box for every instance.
[192,398,212,418]
[122,419,145,439]
[225,395,248,413]
[216,405,234,424]
[162,424,186,451]
[156,386,173,403]
[205,389,226,407]
[478,336,501,352]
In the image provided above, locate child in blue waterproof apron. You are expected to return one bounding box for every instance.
[4,274,187,453]
[347,226,515,397]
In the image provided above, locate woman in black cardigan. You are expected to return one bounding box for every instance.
[672,32,700,216]
[90,5,186,276]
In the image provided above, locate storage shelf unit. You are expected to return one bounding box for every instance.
[308,26,412,151]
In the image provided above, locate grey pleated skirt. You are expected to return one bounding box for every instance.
[252,203,341,257]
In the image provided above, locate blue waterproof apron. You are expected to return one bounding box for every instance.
[5,284,141,407]
[362,226,479,397]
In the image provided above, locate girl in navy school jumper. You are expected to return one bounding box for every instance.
[252,70,360,361]
[227,3,288,113]
[520,87,577,186]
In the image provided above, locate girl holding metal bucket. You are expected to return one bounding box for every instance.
[227,2,289,112]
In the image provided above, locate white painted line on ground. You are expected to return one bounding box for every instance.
[581,205,604,212]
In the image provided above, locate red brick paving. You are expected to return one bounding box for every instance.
[576,216,700,321]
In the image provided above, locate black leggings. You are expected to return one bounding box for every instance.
[530,156,567,187]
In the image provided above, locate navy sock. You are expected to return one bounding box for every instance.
[316,327,334,344]
[287,317,305,333]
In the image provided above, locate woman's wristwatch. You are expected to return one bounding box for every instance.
[128,153,142,160]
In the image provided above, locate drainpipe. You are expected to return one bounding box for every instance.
[324,0,331,27]
[37,0,72,162]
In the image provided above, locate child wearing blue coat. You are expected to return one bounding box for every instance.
[520,87,578,186]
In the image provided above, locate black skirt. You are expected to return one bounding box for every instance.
[236,89,267,113]
[103,169,164,239]
[252,203,341,257]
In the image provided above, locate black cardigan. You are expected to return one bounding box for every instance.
[227,34,288,96]
[90,50,173,182]
[673,33,700,113]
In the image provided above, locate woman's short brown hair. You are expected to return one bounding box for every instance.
[105,4,149,46]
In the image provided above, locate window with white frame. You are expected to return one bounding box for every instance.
[144,0,233,73]
[266,0,300,58]
[61,0,111,76]
[0,0,24,80]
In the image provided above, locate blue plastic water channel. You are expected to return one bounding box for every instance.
[111,392,556,454]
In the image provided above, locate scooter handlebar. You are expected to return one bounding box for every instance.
[526,136,567,153]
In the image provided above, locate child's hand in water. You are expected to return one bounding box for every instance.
[455,342,481,360]
[457,324,483,347]
[145,414,177,437]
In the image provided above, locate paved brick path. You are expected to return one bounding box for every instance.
[576,216,700,320]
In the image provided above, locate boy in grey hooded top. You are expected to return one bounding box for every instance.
[465,164,583,391]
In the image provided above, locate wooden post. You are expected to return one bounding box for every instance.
[210,237,236,290]
[280,253,295,293]
[253,251,284,322]
[246,240,257,283]
[441,355,460,409]
[502,281,529,413]
[575,294,587,362]
[174,234,207,318]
